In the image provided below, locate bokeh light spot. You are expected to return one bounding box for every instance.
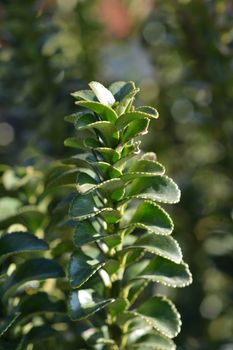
[200,295,223,320]
[0,122,15,146]
[171,99,194,123]
[143,21,166,45]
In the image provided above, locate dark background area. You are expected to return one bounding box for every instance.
[0,1,232,349]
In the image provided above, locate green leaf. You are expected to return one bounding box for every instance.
[68,289,115,320]
[68,251,105,288]
[77,121,119,148]
[125,201,174,236]
[131,331,175,350]
[69,193,101,219]
[109,81,137,102]
[73,220,121,247]
[122,160,165,181]
[136,106,159,118]
[128,233,182,263]
[130,296,181,338]
[0,313,20,337]
[76,101,118,123]
[79,177,125,201]
[127,159,165,175]
[70,193,120,223]
[65,111,93,123]
[18,292,66,319]
[0,232,48,263]
[109,81,139,115]
[74,113,97,128]
[1,258,64,300]
[127,175,181,204]
[89,81,115,106]
[95,147,120,164]
[116,111,158,130]
[45,169,78,191]
[139,256,192,288]
[122,118,150,143]
[24,325,59,344]
[108,298,128,317]
[64,134,100,150]
[71,89,96,101]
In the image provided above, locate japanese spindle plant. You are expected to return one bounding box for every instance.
[62,81,192,349]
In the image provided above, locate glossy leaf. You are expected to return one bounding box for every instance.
[71,89,96,101]
[127,175,181,204]
[116,110,158,130]
[0,232,48,263]
[76,101,117,123]
[131,331,175,350]
[125,201,174,236]
[139,256,192,288]
[89,81,115,106]
[124,233,182,263]
[1,258,64,300]
[109,81,139,115]
[131,296,181,338]
[77,121,119,147]
[109,81,136,101]
[68,289,114,320]
[68,251,105,288]
[121,118,150,143]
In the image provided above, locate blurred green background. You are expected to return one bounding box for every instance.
[0,0,232,349]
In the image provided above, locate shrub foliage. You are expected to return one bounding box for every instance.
[0,81,192,349]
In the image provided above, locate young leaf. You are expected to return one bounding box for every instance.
[89,81,115,106]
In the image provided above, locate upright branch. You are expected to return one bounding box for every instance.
[62,81,192,350]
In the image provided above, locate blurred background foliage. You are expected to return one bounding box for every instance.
[0,0,232,349]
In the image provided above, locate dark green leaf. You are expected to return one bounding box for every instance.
[1,258,64,300]
[127,175,181,204]
[131,331,175,350]
[128,233,182,263]
[109,81,137,102]
[68,251,105,288]
[0,232,48,263]
[19,292,66,319]
[73,220,121,247]
[0,313,20,337]
[68,289,114,320]
[130,296,181,338]
[125,201,173,236]
[139,256,192,288]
